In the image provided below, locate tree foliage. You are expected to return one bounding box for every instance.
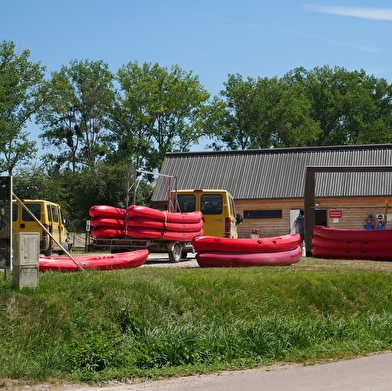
[212,73,320,150]
[0,40,44,174]
[284,65,392,145]
[37,59,115,172]
[12,166,68,212]
[68,163,153,231]
[108,62,214,171]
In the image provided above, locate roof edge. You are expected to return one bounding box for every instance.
[166,144,392,157]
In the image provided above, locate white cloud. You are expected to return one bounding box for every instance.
[302,4,392,20]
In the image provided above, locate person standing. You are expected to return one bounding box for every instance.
[364,215,375,230]
[293,209,305,241]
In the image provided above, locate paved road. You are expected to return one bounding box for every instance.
[71,352,392,391]
[143,253,199,267]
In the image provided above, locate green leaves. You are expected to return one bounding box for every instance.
[0,40,45,174]
[110,61,213,170]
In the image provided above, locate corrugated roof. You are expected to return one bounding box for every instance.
[152,144,392,202]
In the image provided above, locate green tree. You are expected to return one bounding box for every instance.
[214,73,320,150]
[0,40,44,174]
[37,59,115,172]
[108,62,214,171]
[12,165,68,210]
[69,162,153,231]
[285,65,392,145]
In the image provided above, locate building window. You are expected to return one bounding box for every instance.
[244,210,282,219]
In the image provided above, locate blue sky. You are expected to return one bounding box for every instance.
[2,0,392,155]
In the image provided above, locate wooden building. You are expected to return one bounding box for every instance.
[151,144,392,241]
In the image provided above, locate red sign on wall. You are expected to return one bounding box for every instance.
[329,210,342,218]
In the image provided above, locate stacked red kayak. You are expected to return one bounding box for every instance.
[89,205,204,241]
[312,225,392,261]
[192,234,302,267]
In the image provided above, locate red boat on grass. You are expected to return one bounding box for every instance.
[313,225,392,242]
[193,234,302,267]
[192,234,301,253]
[312,225,392,261]
[196,246,302,267]
[39,249,149,272]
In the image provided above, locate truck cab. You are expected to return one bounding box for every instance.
[171,189,243,238]
[12,199,69,256]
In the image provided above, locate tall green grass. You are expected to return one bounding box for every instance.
[1,261,392,383]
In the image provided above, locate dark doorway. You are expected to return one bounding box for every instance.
[315,210,327,227]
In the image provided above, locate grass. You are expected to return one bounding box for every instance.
[1,256,392,385]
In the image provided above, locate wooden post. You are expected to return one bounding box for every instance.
[304,167,315,255]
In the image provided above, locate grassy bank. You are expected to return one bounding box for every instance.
[1,257,392,384]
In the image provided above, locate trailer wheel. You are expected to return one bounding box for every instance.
[168,241,182,263]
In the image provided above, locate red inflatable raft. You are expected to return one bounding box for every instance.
[89,205,126,219]
[128,216,204,232]
[192,234,301,253]
[311,246,392,261]
[91,226,126,238]
[313,225,392,242]
[127,227,203,241]
[196,246,302,267]
[127,205,203,223]
[39,249,149,272]
[312,225,392,260]
[312,234,392,251]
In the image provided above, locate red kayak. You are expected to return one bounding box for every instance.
[89,205,126,219]
[311,245,392,261]
[128,216,204,232]
[39,249,149,272]
[192,234,301,253]
[196,246,302,267]
[312,234,392,251]
[127,227,203,241]
[313,225,392,241]
[127,205,203,223]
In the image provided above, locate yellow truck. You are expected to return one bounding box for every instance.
[170,189,243,238]
[12,199,69,256]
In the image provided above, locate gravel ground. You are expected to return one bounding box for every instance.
[143,253,199,268]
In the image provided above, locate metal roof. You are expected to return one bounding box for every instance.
[152,144,392,202]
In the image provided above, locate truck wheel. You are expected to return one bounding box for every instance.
[169,241,182,263]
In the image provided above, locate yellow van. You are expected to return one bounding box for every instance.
[12,199,69,256]
[170,189,243,238]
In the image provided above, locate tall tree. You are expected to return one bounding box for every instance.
[0,40,43,174]
[285,65,392,145]
[108,62,214,171]
[214,73,320,150]
[37,59,115,172]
